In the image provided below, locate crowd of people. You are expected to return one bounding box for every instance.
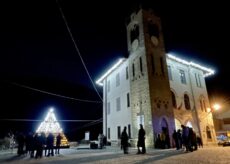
[172,125,203,152]
[155,125,203,152]
[120,124,203,154]
[15,132,62,158]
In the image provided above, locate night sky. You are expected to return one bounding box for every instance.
[0,1,229,140]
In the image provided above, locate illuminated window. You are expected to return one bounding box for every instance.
[203,100,207,112]
[107,80,110,92]
[128,124,131,138]
[206,126,212,139]
[116,73,120,87]
[116,97,121,111]
[171,91,177,108]
[195,73,202,87]
[132,63,135,77]
[200,99,204,111]
[198,74,202,87]
[126,66,129,79]
[184,94,191,110]
[130,24,139,43]
[139,57,143,73]
[168,66,172,80]
[127,93,130,107]
[179,70,186,84]
[108,128,110,139]
[117,126,121,139]
[107,102,110,115]
[148,23,159,38]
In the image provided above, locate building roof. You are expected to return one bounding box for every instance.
[96,58,127,86]
[96,54,215,86]
[167,53,215,77]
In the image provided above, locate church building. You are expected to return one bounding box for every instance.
[96,8,216,148]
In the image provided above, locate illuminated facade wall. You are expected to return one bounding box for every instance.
[97,8,216,147]
[167,57,217,145]
[102,60,132,144]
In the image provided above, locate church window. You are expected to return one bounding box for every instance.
[126,66,129,79]
[206,126,212,139]
[171,91,177,108]
[116,73,120,87]
[139,57,143,73]
[107,80,110,92]
[132,63,135,77]
[107,102,110,115]
[195,73,202,87]
[117,126,121,139]
[128,124,131,138]
[148,23,159,38]
[179,70,186,84]
[130,24,139,43]
[127,93,130,107]
[184,94,191,110]
[116,97,121,111]
[108,128,110,139]
[168,66,172,80]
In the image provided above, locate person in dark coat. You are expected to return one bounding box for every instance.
[55,133,62,154]
[17,132,25,156]
[46,132,54,156]
[173,129,179,150]
[121,126,129,154]
[137,124,146,154]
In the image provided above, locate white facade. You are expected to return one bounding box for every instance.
[96,9,216,147]
[102,59,132,142]
[97,54,215,144]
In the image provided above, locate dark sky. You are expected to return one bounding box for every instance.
[0,1,229,139]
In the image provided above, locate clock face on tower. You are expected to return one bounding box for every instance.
[151,36,158,46]
[131,39,139,51]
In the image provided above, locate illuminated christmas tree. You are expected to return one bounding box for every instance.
[36,107,69,148]
[36,108,63,134]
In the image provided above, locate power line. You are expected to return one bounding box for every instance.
[11,82,101,103]
[68,118,103,132]
[56,0,103,101]
[0,119,100,122]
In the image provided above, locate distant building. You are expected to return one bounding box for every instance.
[213,108,230,141]
[96,8,216,147]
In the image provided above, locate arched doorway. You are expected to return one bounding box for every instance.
[206,126,212,140]
[160,118,170,148]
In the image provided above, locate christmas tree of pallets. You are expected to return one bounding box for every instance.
[36,108,69,147]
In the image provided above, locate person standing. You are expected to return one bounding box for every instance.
[173,129,179,150]
[46,132,54,156]
[121,126,129,154]
[137,124,146,154]
[55,133,62,154]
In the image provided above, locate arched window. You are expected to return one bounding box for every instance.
[184,94,191,110]
[200,99,204,111]
[130,24,139,43]
[206,126,212,139]
[171,91,177,109]
[203,100,207,112]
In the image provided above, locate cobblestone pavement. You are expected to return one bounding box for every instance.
[0,146,230,164]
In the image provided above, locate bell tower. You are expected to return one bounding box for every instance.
[127,8,175,147]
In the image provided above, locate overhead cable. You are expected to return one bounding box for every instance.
[11,82,101,103]
[56,0,103,101]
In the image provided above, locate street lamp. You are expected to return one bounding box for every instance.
[213,103,221,111]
